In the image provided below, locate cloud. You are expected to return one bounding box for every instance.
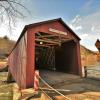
[75,26,82,30]
[71,15,81,24]
[70,11,100,35]
[69,24,82,31]
[79,34,98,51]
[80,34,88,39]
[91,26,94,31]
[69,11,100,51]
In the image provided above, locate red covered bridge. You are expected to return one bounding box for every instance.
[8,18,82,89]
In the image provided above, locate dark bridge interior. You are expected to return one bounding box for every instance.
[35,32,79,75]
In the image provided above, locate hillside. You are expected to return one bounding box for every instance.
[0,36,15,67]
[80,45,98,67]
[80,45,96,55]
[0,36,15,57]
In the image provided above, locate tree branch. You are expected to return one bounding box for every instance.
[0,0,30,34]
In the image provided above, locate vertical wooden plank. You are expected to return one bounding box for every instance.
[26,29,35,88]
[76,42,82,76]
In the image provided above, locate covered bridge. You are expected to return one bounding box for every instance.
[8,18,82,89]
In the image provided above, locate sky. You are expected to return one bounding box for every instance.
[0,0,100,51]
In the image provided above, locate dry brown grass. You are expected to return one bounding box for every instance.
[80,45,98,67]
[0,72,14,100]
[0,61,7,68]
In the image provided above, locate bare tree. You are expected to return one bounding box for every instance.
[0,0,30,32]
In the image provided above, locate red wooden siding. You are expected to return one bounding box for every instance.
[9,32,27,89]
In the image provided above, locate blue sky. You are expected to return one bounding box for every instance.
[0,0,100,51]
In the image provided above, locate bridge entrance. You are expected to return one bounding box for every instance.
[35,32,79,74]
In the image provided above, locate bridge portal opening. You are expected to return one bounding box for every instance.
[35,32,79,75]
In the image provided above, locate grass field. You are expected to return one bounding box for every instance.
[0,72,13,100]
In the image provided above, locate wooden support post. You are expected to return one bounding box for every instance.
[84,66,87,78]
[7,69,15,83]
